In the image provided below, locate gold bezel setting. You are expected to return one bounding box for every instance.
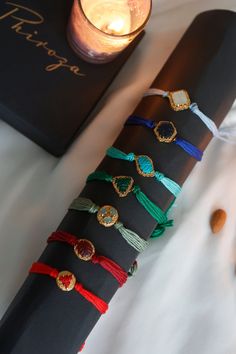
[134,155,155,177]
[168,90,191,111]
[56,271,76,291]
[74,239,95,261]
[154,121,177,143]
[112,176,134,197]
[97,205,119,227]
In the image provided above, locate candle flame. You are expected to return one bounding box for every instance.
[107,18,125,34]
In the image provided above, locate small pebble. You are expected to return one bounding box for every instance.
[210,209,227,234]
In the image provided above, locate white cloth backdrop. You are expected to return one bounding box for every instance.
[1,1,236,353]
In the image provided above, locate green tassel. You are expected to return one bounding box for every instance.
[114,222,148,252]
[87,171,112,183]
[132,185,168,224]
[69,197,99,214]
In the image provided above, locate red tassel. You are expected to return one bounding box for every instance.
[75,283,108,314]
[48,231,77,247]
[92,255,127,286]
[29,262,58,279]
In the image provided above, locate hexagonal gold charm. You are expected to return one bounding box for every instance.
[56,271,76,291]
[97,205,119,227]
[168,90,191,111]
[154,121,177,143]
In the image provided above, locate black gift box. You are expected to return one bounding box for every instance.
[0,9,236,354]
[0,0,143,156]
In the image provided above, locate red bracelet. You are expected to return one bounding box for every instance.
[29,262,108,314]
[47,231,128,286]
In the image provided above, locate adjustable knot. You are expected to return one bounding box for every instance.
[190,102,198,113]
[126,153,135,161]
[151,218,174,238]
[114,221,123,231]
[163,91,169,98]
[162,219,174,228]
[155,171,165,182]
[132,185,141,194]
[89,204,99,214]
[91,255,99,264]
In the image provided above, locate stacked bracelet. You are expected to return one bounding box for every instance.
[69,197,148,252]
[48,231,128,286]
[29,262,108,314]
[125,116,203,161]
[70,195,172,240]
[144,88,236,144]
[87,172,176,230]
[105,147,181,197]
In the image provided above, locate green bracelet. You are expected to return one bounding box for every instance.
[69,197,148,252]
[87,171,173,237]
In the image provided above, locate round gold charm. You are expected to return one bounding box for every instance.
[97,205,119,227]
[74,239,95,261]
[154,121,177,143]
[56,271,76,291]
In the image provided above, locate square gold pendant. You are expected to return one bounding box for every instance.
[168,90,191,111]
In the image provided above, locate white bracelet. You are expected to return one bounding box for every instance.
[144,88,236,144]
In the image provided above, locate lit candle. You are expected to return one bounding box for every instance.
[67,0,152,64]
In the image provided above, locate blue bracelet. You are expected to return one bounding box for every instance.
[125,116,203,161]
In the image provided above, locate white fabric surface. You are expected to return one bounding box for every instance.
[1,1,236,353]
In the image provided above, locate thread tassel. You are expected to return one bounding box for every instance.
[174,137,203,161]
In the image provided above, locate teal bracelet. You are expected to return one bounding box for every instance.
[106,146,181,197]
[69,197,148,252]
[87,171,172,231]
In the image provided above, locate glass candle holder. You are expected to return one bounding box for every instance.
[67,0,152,64]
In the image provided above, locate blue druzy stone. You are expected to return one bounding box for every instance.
[157,122,175,139]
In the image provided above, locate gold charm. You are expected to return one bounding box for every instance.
[112,176,134,197]
[134,155,155,177]
[56,271,76,291]
[168,90,191,111]
[154,121,177,143]
[97,205,119,227]
[74,239,95,261]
